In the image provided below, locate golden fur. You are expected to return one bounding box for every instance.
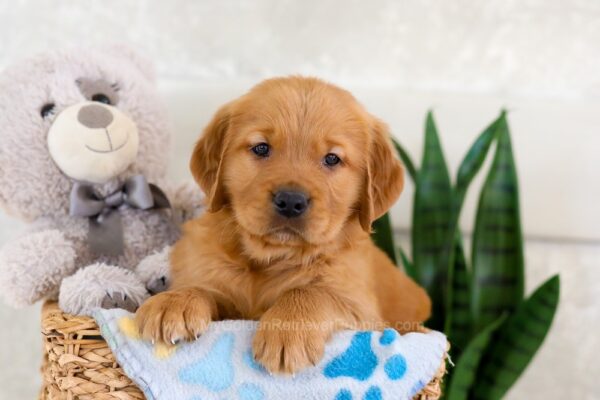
[135,77,431,374]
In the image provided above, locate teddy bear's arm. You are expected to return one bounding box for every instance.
[170,180,206,223]
[136,245,172,295]
[129,181,204,298]
[59,263,149,316]
[0,229,77,307]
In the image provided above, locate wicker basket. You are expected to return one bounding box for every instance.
[40,301,447,399]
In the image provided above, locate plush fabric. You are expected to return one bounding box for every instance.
[95,308,447,400]
[47,100,141,183]
[59,263,150,314]
[0,229,76,307]
[0,45,170,219]
[0,46,204,315]
[136,246,172,295]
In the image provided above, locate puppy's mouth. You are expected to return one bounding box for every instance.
[264,226,306,244]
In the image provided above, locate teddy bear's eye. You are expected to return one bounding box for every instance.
[40,103,55,119]
[91,93,111,105]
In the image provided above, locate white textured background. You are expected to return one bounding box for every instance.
[1,1,599,399]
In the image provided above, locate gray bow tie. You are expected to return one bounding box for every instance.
[70,175,171,256]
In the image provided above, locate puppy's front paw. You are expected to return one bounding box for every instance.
[135,288,213,344]
[252,317,326,374]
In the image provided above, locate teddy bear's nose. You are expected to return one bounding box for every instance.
[77,104,114,129]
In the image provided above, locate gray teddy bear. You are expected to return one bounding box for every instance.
[0,46,203,315]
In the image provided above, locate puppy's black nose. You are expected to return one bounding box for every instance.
[273,190,309,218]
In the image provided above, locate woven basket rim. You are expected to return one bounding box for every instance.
[40,300,447,399]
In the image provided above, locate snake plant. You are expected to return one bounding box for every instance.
[371,111,560,400]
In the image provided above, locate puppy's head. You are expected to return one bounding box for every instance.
[191,77,404,247]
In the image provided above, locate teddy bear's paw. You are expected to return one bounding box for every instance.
[136,246,171,295]
[101,291,139,313]
[147,275,169,295]
[59,263,149,316]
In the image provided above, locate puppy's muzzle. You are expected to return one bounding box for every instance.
[272,190,310,218]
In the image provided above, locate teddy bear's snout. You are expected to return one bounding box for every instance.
[47,101,140,183]
[77,104,114,129]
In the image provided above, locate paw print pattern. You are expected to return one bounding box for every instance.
[379,328,398,346]
[324,332,378,381]
[326,329,408,399]
[179,333,235,391]
[384,355,407,380]
[179,333,267,400]
[237,383,265,400]
[409,380,427,398]
[335,389,353,400]
[334,386,383,400]
[243,350,266,372]
[363,386,382,400]
[105,310,445,400]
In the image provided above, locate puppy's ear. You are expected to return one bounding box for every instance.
[359,118,405,232]
[190,103,232,212]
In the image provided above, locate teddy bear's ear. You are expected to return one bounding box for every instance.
[102,44,156,83]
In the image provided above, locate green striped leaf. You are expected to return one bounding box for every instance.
[446,316,506,400]
[471,115,525,332]
[473,275,560,400]
[399,247,417,281]
[371,213,397,264]
[454,113,503,210]
[391,139,419,281]
[412,111,453,329]
[454,111,506,206]
[444,113,501,344]
[446,234,472,356]
[392,138,418,182]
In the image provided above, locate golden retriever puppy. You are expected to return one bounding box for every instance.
[135,76,431,374]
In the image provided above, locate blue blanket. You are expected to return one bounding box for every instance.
[94,309,447,400]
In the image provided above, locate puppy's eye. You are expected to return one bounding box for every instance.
[40,103,55,119]
[324,153,341,167]
[251,143,270,157]
[91,93,111,105]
